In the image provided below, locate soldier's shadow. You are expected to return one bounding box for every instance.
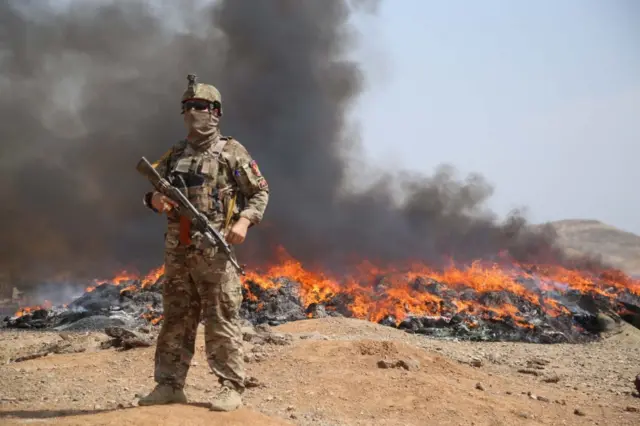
[0,407,124,420]
[0,402,212,420]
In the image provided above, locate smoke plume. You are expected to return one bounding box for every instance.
[0,0,598,290]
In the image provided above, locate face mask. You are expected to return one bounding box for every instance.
[183,110,219,150]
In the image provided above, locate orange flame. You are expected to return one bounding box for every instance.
[14,300,52,317]
[94,269,140,286]
[141,265,165,288]
[242,248,638,326]
[119,285,136,294]
[13,247,640,327]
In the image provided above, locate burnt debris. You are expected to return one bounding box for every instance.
[3,272,639,345]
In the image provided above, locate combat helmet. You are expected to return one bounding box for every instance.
[181,74,223,115]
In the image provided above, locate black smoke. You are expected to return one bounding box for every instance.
[0,0,603,290]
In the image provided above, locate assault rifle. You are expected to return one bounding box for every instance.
[136,156,245,275]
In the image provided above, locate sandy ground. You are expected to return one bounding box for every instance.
[0,317,639,425]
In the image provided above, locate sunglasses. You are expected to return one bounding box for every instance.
[182,100,212,111]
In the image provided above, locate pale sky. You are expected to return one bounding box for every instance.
[352,0,640,234]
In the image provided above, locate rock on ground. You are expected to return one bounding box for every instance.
[0,317,639,426]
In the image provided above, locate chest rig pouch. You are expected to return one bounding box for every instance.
[168,138,230,218]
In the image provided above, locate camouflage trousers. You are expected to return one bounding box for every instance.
[154,231,245,391]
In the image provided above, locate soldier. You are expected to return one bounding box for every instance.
[138,75,269,411]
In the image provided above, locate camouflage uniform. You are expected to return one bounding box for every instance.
[138,77,269,411]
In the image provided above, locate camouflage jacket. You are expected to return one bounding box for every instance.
[145,136,269,235]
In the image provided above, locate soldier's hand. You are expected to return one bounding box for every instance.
[151,192,178,213]
[226,217,251,244]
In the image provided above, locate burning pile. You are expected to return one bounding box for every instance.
[3,1,638,348]
[3,249,640,344]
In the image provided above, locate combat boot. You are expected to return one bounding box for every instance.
[209,382,243,412]
[137,384,187,406]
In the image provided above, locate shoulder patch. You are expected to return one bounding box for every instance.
[249,160,263,177]
[257,177,268,189]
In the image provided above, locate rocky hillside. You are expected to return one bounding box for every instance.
[548,219,640,276]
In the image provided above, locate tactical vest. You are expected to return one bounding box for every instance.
[164,137,239,227]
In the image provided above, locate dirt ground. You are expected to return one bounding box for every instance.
[0,317,639,425]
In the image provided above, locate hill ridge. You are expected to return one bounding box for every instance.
[546,219,640,276]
